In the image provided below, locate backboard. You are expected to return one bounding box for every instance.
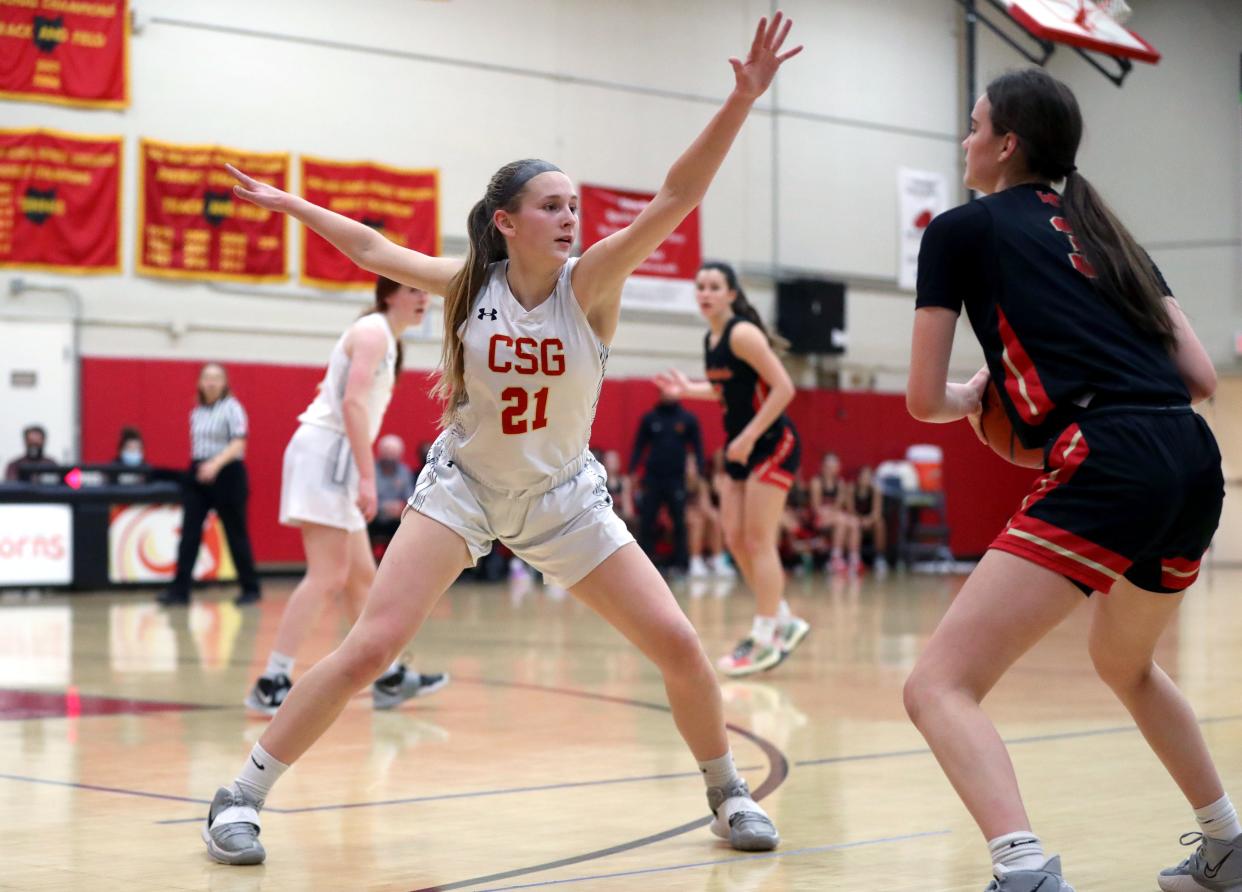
[1000,0,1160,64]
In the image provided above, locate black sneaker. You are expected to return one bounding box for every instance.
[243,674,291,716]
[156,588,190,606]
[234,589,262,606]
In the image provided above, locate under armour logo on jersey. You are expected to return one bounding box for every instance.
[477,308,498,321]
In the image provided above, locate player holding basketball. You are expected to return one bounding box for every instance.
[201,12,801,866]
[904,68,1235,892]
[657,261,811,677]
[243,276,448,716]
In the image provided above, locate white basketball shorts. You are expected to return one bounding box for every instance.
[407,435,634,588]
[279,423,366,533]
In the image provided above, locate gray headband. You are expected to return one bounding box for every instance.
[495,159,562,207]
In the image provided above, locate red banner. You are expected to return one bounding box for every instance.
[137,138,288,283]
[0,0,129,109]
[0,127,121,274]
[300,156,439,289]
[579,183,701,279]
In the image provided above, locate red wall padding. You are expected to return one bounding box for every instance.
[82,357,1037,564]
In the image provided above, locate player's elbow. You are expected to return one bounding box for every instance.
[1186,366,1217,403]
[906,388,939,422]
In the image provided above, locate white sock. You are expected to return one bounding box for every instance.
[988,831,1046,872]
[750,615,778,648]
[263,651,294,679]
[1196,794,1242,842]
[776,600,792,622]
[698,751,740,790]
[233,743,289,806]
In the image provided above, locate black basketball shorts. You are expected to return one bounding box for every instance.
[990,405,1223,595]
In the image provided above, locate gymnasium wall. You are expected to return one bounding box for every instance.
[80,356,1038,564]
[3,1,1239,557]
[4,1,1236,386]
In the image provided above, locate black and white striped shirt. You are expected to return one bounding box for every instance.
[190,395,249,461]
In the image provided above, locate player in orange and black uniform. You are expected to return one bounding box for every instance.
[902,68,1233,892]
[658,261,810,678]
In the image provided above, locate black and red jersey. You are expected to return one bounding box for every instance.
[704,316,790,443]
[916,183,1188,450]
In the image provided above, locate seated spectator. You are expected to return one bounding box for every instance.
[601,449,638,532]
[369,434,415,548]
[811,452,860,573]
[113,426,151,485]
[4,424,58,481]
[115,426,148,468]
[779,472,820,571]
[685,453,732,577]
[840,465,889,575]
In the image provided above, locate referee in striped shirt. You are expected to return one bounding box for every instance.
[158,362,262,606]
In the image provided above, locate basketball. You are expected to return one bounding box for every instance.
[977,380,1045,469]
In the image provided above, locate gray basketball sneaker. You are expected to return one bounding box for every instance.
[371,666,450,710]
[202,785,265,866]
[706,777,780,852]
[985,856,1075,891]
[1159,831,1242,891]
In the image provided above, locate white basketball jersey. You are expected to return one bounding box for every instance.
[445,258,608,492]
[298,312,397,443]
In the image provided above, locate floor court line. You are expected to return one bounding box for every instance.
[471,829,954,891]
[794,713,1242,768]
[153,765,765,824]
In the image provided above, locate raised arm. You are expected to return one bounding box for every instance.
[571,13,802,339]
[226,164,463,296]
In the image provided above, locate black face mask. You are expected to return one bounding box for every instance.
[26,443,44,461]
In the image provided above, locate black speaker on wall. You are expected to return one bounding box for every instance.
[775,278,846,355]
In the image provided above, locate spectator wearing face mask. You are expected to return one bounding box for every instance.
[4,424,58,481]
[115,427,149,469]
[369,434,414,546]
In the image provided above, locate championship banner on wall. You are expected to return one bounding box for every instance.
[108,503,236,584]
[137,138,288,283]
[0,0,129,109]
[580,183,701,313]
[301,156,439,289]
[0,127,121,273]
[897,167,949,292]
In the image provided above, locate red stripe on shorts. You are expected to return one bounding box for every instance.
[753,428,795,491]
[1160,556,1203,591]
[993,512,1131,594]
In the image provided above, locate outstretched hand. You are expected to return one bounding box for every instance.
[654,368,690,399]
[730,10,802,101]
[225,163,291,213]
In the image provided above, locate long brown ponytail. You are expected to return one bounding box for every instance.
[986,69,1174,350]
[433,159,562,427]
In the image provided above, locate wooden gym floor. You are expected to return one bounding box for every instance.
[1,565,1239,891]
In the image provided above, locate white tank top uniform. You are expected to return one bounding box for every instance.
[280,313,398,532]
[410,258,633,587]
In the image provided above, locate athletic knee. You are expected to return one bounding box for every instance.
[336,630,400,686]
[654,624,712,679]
[1089,644,1154,693]
[903,665,973,727]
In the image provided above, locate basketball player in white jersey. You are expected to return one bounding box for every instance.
[202,12,802,866]
[243,277,449,716]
